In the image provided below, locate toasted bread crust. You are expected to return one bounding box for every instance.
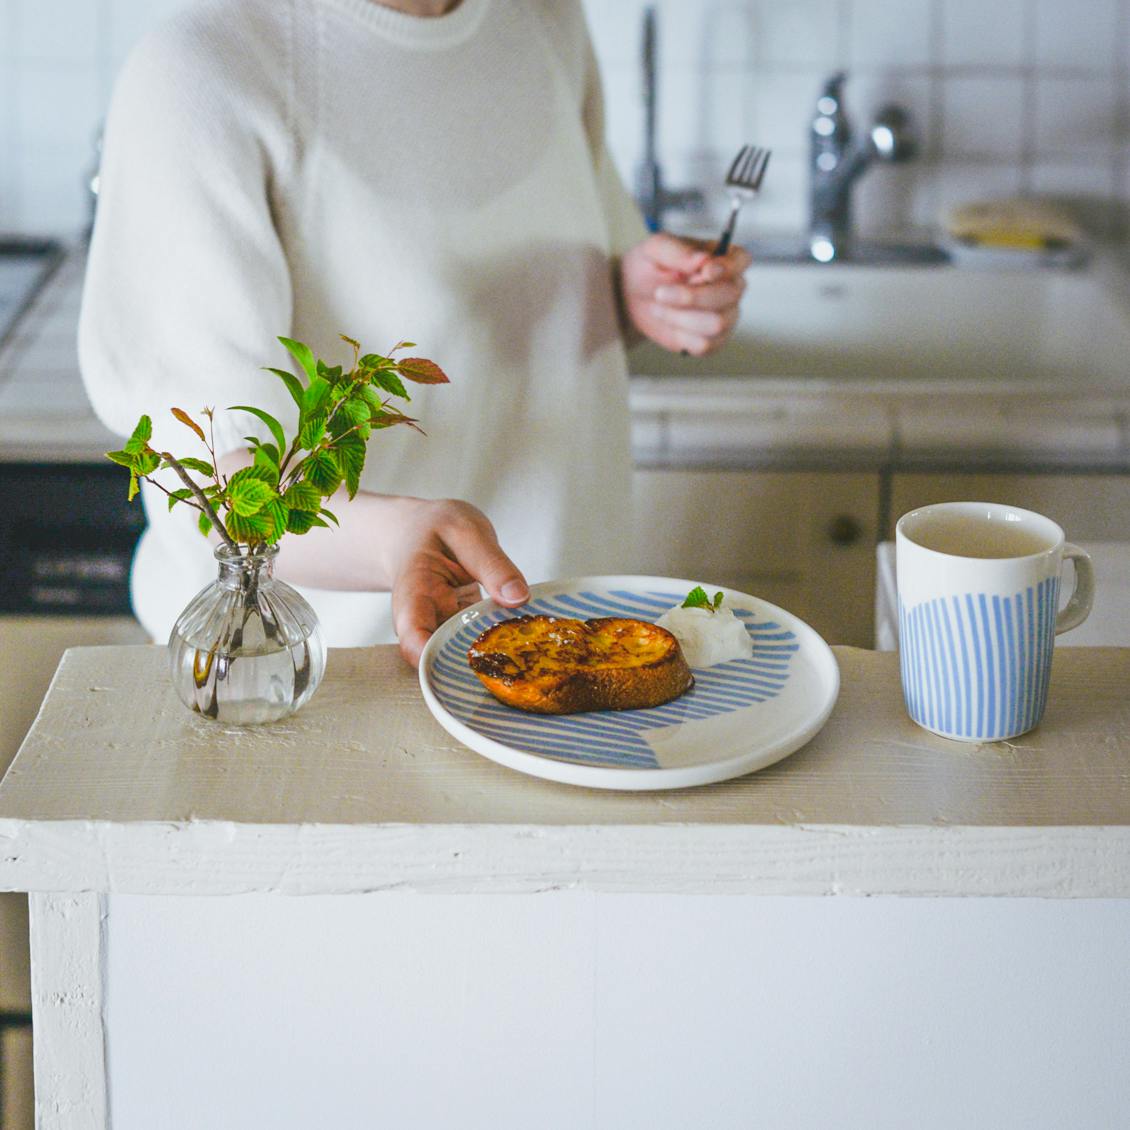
[468,615,694,714]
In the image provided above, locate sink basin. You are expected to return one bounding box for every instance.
[629,256,1130,391]
[742,234,951,266]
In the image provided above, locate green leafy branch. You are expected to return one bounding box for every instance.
[106,334,449,554]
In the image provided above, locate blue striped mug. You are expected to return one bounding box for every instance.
[896,502,1094,742]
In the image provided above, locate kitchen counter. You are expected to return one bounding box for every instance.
[4,644,1130,1130]
[3,643,1129,898]
[0,246,119,462]
[7,243,1130,472]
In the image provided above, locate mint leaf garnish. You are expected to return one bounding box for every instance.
[682,585,727,613]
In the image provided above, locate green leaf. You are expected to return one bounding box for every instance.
[316,361,343,385]
[318,506,339,527]
[257,499,289,543]
[229,405,287,454]
[253,444,281,479]
[681,586,724,613]
[106,449,135,468]
[162,456,215,477]
[302,375,331,419]
[335,434,366,499]
[167,487,194,511]
[359,353,391,369]
[263,366,306,410]
[225,509,275,545]
[304,450,341,494]
[388,340,415,353]
[340,397,372,427]
[371,369,409,401]
[283,481,322,512]
[197,512,213,538]
[285,508,321,535]
[227,476,275,517]
[396,357,449,385]
[136,450,161,476]
[299,414,326,451]
[124,416,152,455]
[358,385,384,411]
[278,336,317,383]
[128,472,140,501]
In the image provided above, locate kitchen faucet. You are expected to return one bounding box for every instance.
[809,72,915,262]
[635,6,703,232]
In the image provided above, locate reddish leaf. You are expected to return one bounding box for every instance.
[395,357,449,385]
[172,407,207,443]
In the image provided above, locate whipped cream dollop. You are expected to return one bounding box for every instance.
[655,602,753,667]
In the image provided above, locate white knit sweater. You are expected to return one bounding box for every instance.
[79,0,646,645]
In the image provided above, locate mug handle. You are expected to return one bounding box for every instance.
[1056,543,1095,634]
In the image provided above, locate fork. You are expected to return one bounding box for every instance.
[713,144,771,257]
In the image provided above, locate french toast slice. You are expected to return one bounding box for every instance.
[467,615,694,714]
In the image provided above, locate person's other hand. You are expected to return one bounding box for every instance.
[620,233,751,356]
[389,498,529,667]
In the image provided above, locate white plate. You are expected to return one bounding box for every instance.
[419,576,840,791]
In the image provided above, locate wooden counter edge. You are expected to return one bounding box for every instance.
[3,818,1130,898]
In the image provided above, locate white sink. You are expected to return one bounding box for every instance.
[629,258,1130,391]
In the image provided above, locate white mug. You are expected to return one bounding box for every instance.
[895,501,1094,742]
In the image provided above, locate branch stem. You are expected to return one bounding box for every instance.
[161,451,239,552]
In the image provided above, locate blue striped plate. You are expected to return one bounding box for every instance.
[419,576,840,790]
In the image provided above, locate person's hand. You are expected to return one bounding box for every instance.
[388,498,529,667]
[620,233,751,356]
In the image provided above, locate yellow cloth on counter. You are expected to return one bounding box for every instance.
[943,198,1082,250]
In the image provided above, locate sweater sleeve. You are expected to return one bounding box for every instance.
[78,13,295,458]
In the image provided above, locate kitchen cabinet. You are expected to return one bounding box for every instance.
[886,472,1130,542]
[632,469,880,646]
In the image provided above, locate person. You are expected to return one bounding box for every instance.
[79,0,750,666]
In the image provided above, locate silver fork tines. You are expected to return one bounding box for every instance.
[714,144,771,257]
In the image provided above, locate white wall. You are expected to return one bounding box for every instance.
[1,0,1128,241]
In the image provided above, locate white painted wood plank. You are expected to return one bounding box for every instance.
[98,892,1130,1130]
[27,892,106,1130]
[4,821,1130,898]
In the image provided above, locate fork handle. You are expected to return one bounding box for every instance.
[714,200,741,257]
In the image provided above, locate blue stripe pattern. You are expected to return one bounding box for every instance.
[429,589,800,769]
[897,579,1059,740]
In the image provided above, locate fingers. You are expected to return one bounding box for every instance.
[654,276,745,311]
[393,582,442,668]
[389,501,531,668]
[649,302,738,341]
[639,232,712,275]
[440,507,529,607]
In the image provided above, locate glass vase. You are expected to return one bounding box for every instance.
[168,544,326,724]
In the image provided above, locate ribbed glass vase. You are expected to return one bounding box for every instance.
[168,544,326,724]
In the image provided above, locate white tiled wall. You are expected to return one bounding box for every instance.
[0,0,1127,241]
[584,0,1130,240]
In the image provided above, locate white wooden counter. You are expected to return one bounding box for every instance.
[2,645,1130,897]
[3,644,1130,1130]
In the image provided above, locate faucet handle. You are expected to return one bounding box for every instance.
[869,104,916,162]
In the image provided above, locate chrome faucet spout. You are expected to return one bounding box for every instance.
[808,72,915,261]
[635,5,703,232]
